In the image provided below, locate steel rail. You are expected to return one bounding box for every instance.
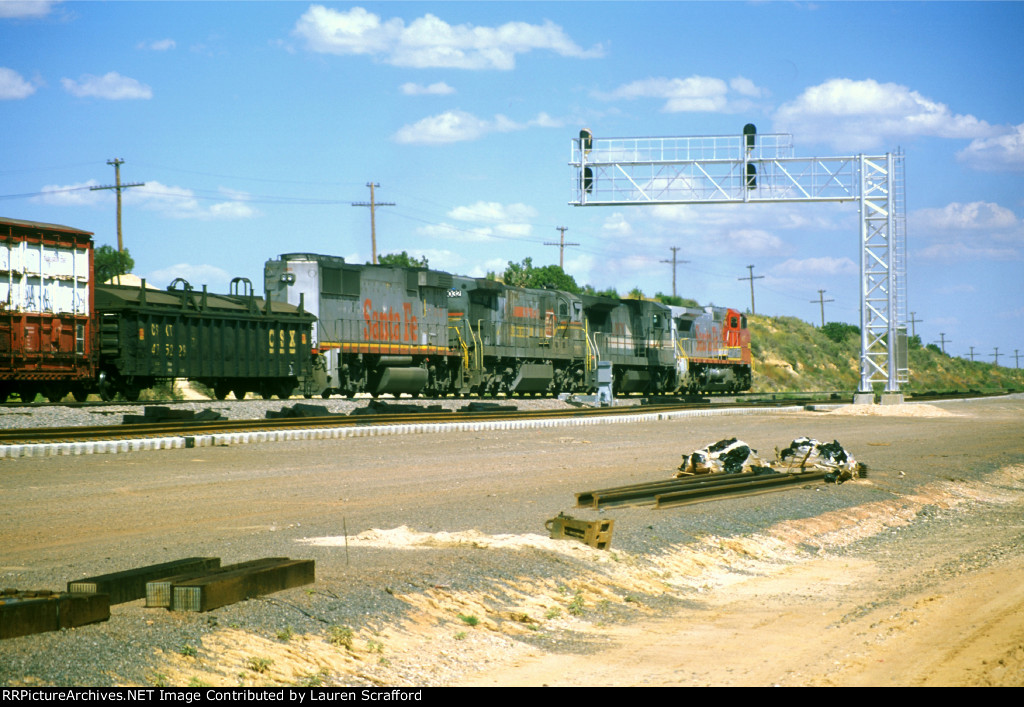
[576,469,827,509]
[655,471,827,508]
[0,401,753,445]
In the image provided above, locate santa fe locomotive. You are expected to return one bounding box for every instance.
[264,252,752,399]
[0,217,313,403]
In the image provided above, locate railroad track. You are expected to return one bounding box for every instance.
[0,400,798,448]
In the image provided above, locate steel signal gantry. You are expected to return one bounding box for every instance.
[570,128,908,395]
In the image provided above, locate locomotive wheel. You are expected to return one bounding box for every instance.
[45,388,65,403]
[121,384,141,402]
[72,387,89,403]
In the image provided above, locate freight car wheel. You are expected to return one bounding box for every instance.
[98,372,116,402]
[233,390,247,401]
[121,384,141,402]
[213,384,231,401]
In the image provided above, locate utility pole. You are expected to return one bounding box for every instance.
[1013,349,1020,369]
[965,346,976,362]
[90,158,145,253]
[810,289,834,327]
[738,264,764,315]
[935,333,951,355]
[908,312,923,338]
[352,182,394,265]
[992,347,1000,366]
[660,246,689,299]
[544,226,579,269]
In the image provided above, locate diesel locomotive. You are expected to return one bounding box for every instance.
[264,253,752,398]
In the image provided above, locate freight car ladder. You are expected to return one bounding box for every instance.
[570,128,908,396]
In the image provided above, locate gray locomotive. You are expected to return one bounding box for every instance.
[264,253,752,398]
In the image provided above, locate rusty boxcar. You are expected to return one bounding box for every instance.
[0,217,96,402]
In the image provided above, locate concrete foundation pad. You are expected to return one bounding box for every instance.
[880,393,905,405]
[853,393,875,405]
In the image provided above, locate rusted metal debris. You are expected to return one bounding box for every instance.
[576,437,864,510]
[545,513,614,550]
[1,590,110,640]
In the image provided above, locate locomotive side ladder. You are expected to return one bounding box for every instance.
[570,129,908,397]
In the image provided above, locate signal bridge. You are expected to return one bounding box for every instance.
[570,128,907,397]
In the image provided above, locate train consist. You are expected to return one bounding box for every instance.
[265,253,752,398]
[0,217,750,403]
[0,218,313,403]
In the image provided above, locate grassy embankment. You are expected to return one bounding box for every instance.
[748,314,1024,395]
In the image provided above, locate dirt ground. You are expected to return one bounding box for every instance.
[2,397,1023,687]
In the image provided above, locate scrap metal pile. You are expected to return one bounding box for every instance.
[576,437,865,510]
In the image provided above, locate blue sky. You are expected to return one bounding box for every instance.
[2,1,1023,370]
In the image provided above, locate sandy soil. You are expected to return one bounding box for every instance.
[2,397,1023,687]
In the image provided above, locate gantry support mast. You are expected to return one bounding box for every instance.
[570,129,907,394]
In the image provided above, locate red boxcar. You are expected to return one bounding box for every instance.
[0,217,96,402]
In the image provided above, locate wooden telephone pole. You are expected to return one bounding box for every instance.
[352,182,394,265]
[90,158,145,252]
[545,226,579,269]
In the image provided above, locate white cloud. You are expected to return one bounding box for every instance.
[601,212,633,237]
[597,75,767,112]
[0,1,58,18]
[292,5,602,70]
[0,67,35,99]
[448,201,537,223]
[416,222,499,243]
[126,182,258,220]
[918,242,1019,261]
[393,108,562,144]
[400,81,455,96]
[61,72,153,100]
[957,123,1024,172]
[415,201,537,243]
[145,263,233,291]
[913,201,1018,232]
[394,109,562,145]
[770,256,857,277]
[138,38,176,51]
[730,76,764,99]
[32,180,103,207]
[719,229,785,254]
[773,78,996,150]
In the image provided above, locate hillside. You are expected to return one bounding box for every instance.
[747,314,1024,394]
